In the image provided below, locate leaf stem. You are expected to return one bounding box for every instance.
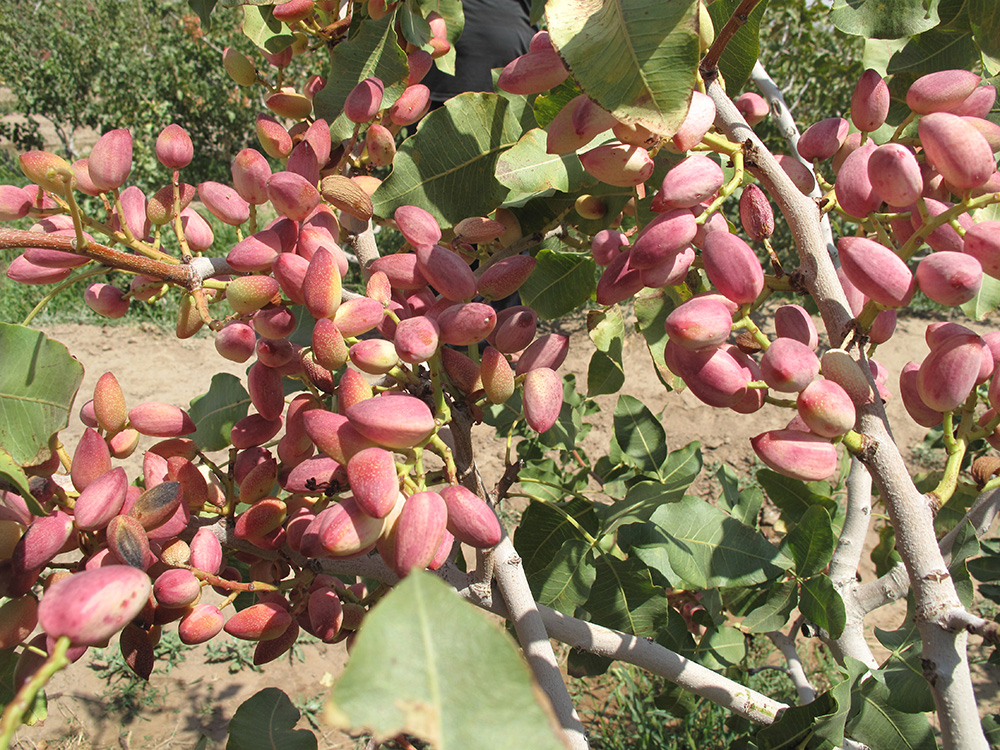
[0,635,71,747]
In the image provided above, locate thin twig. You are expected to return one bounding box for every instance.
[767,629,816,704]
[699,0,765,79]
[0,228,190,284]
[943,609,1000,645]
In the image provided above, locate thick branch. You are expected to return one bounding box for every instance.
[943,609,1000,645]
[705,80,853,345]
[830,461,881,670]
[346,220,380,278]
[749,61,837,261]
[854,486,1000,613]
[829,458,872,585]
[200,515,794,732]
[854,413,986,749]
[538,606,786,724]
[710,77,986,749]
[448,407,588,750]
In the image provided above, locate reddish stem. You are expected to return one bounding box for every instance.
[0,228,192,286]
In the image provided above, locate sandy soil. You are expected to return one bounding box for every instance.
[7,313,1000,748]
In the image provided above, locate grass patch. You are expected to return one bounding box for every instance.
[573,636,838,749]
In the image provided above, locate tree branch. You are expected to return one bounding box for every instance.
[943,608,1000,645]
[346,219,380,278]
[853,486,1000,613]
[704,80,853,346]
[700,0,765,80]
[768,626,816,704]
[709,76,988,749]
[0,228,192,285]
[749,60,837,261]
[829,458,872,585]
[200,515,796,732]
[447,406,589,750]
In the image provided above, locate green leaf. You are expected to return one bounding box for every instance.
[741,580,798,634]
[326,572,564,749]
[188,373,250,452]
[613,395,668,476]
[372,92,536,226]
[588,308,625,352]
[968,538,1000,580]
[697,626,746,671]
[973,199,1000,224]
[971,0,1000,73]
[831,0,942,38]
[599,475,688,536]
[598,442,701,536]
[716,463,741,514]
[627,495,790,590]
[948,519,979,608]
[756,690,837,750]
[567,649,614,677]
[546,0,700,137]
[226,688,317,750]
[240,5,294,53]
[619,521,676,585]
[845,679,938,750]
[658,440,702,491]
[513,497,599,581]
[785,505,835,579]
[533,79,582,129]
[757,658,868,750]
[536,538,598,614]
[0,323,84,467]
[654,682,698,718]
[588,343,625,397]
[413,0,464,75]
[880,644,936,714]
[732,486,764,528]
[705,0,771,90]
[0,449,43,516]
[508,180,633,236]
[633,286,684,389]
[414,0,464,43]
[519,245,597,320]
[983,714,1000,745]
[887,26,979,75]
[961,273,1000,319]
[495,128,587,195]
[518,461,567,504]
[188,0,218,30]
[313,13,409,139]
[872,524,902,577]
[399,5,432,48]
[799,575,846,638]
[756,469,837,525]
[583,554,668,636]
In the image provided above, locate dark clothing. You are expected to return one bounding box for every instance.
[423,0,535,104]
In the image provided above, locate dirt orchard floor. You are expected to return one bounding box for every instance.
[8,311,1000,748]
